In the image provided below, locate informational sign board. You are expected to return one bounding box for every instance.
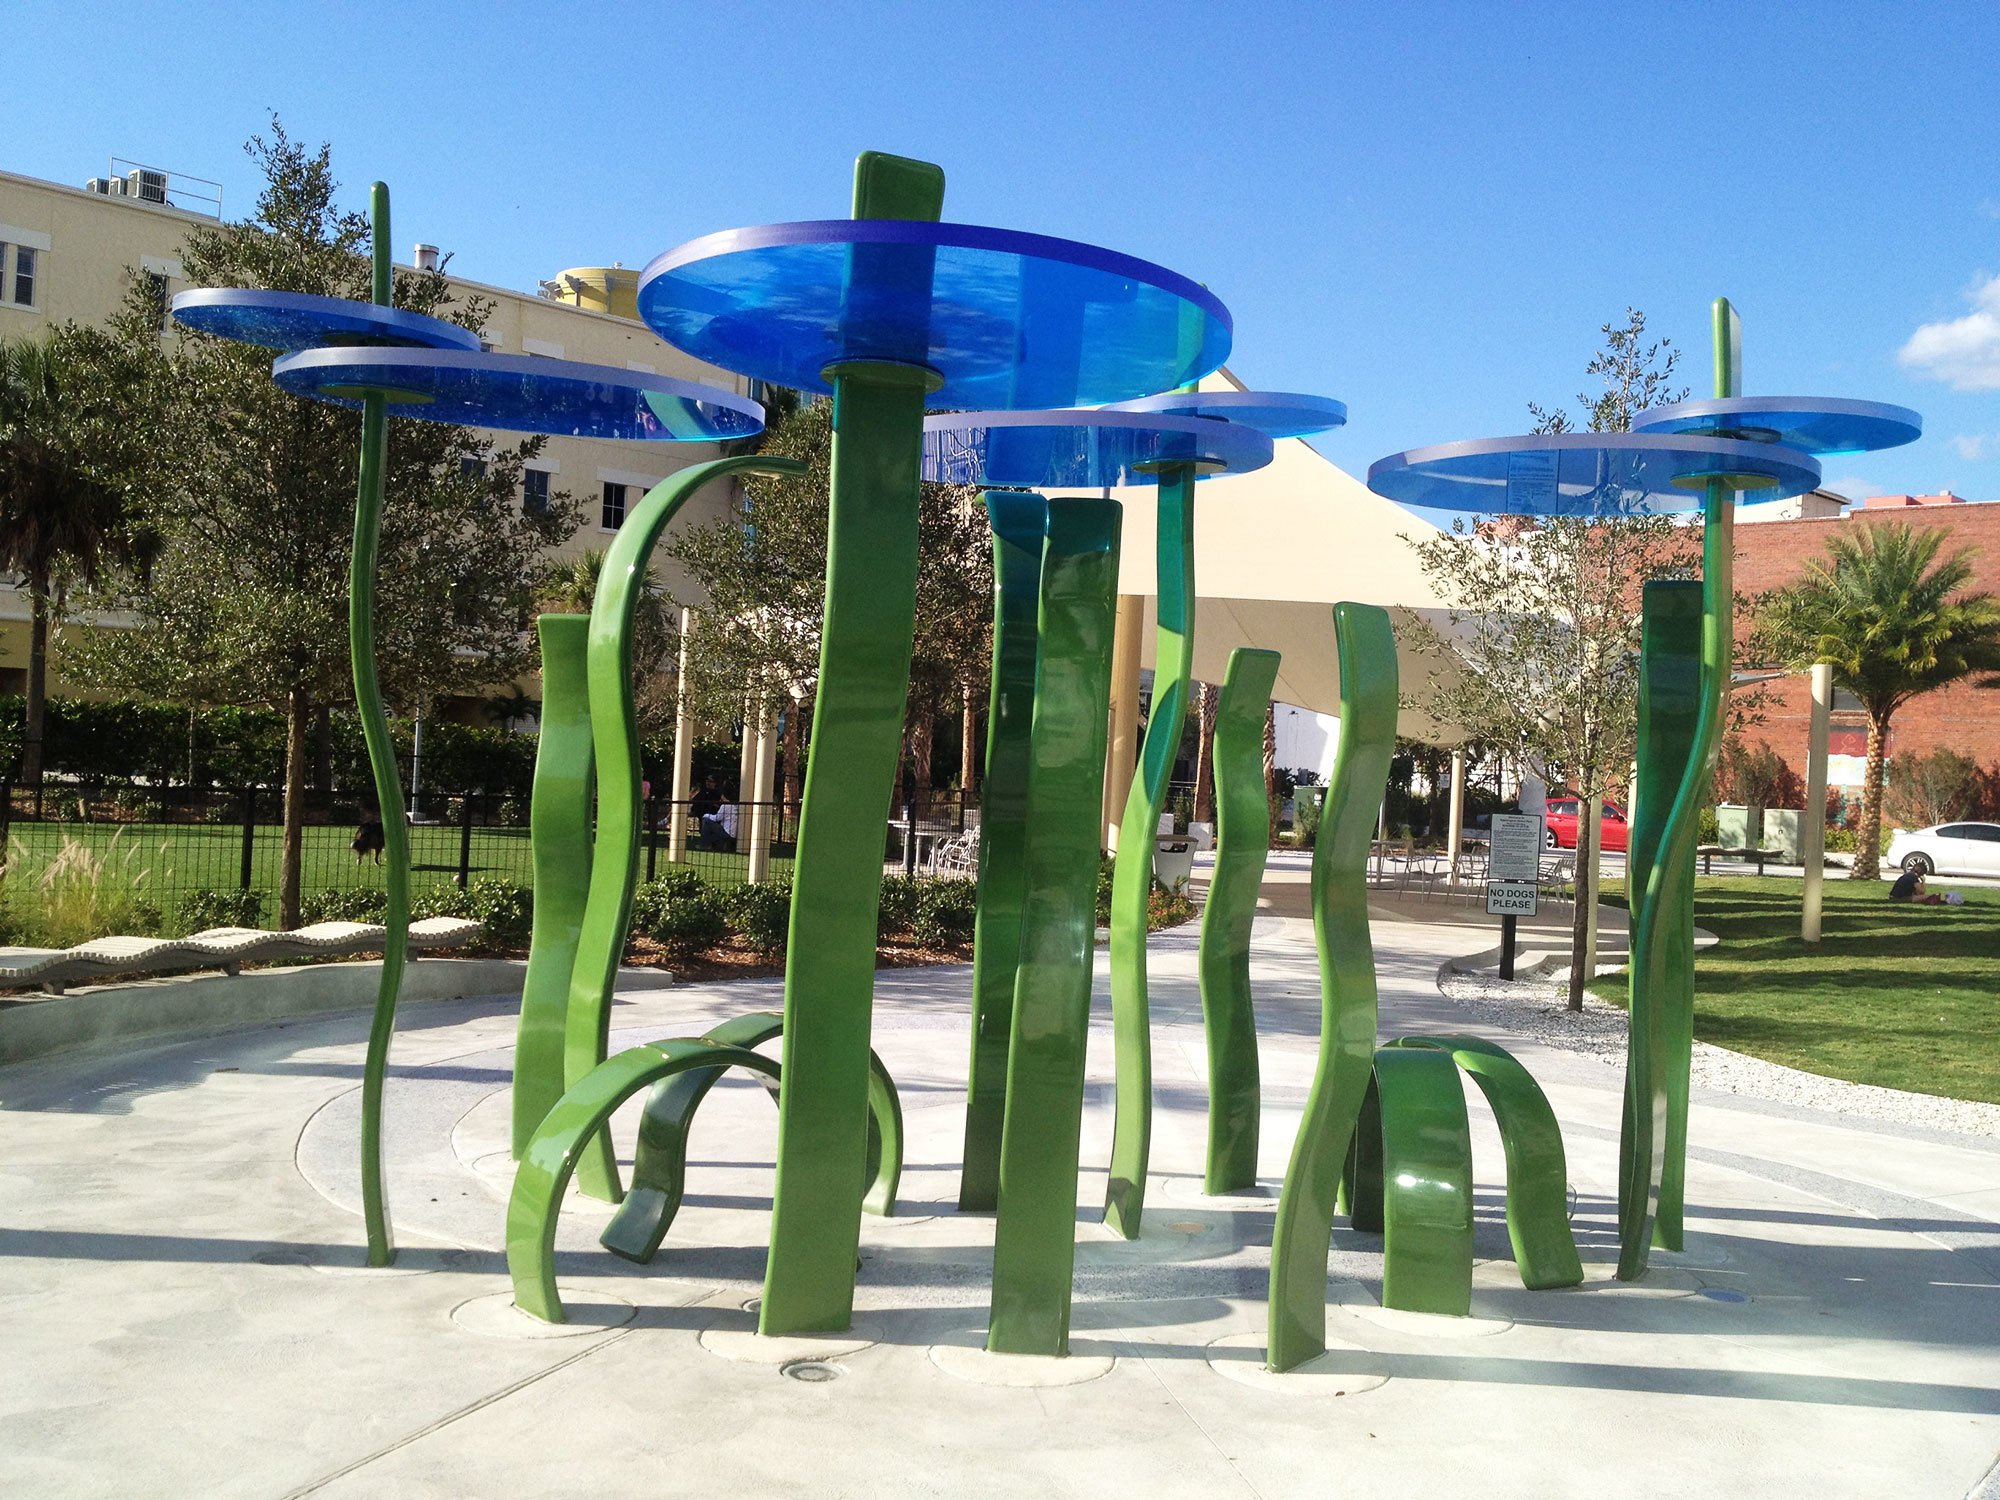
[1489,813,1544,882]
[1486,879,1538,917]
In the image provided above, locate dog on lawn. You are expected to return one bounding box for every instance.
[352,815,386,865]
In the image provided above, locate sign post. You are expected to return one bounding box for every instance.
[1486,812,1544,979]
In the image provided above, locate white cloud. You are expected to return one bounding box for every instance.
[1949,433,1995,461]
[1899,274,2000,389]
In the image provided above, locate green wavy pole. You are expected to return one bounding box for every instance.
[988,497,1122,1357]
[1624,582,1703,1253]
[1618,297,1739,1278]
[561,455,807,1203]
[760,151,944,1337]
[352,181,408,1268]
[1104,464,1195,1238]
[1266,601,1398,1372]
[512,614,593,1157]
[960,492,1048,1212]
[1198,647,1281,1194]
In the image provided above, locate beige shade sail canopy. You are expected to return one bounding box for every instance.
[1061,370,1471,744]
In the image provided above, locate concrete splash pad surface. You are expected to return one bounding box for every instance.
[3,901,1998,1498]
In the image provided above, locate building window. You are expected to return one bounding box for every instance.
[460,456,488,482]
[8,245,37,308]
[601,481,628,530]
[142,270,170,329]
[523,468,550,515]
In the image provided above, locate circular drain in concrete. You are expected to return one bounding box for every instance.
[1347,1303,1514,1339]
[700,1314,880,1365]
[781,1359,844,1383]
[451,1287,635,1339]
[927,1332,1117,1387]
[1204,1331,1390,1396]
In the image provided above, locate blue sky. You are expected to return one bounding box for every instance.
[12,1,2000,504]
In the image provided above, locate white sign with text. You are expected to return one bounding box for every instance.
[1489,813,1545,882]
[1486,880,1539,917]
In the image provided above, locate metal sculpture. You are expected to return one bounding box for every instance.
[170,184,760,1266]
[1265,601,1398,1373]
[987,496,1122,1356]
[1196,646,1282,1194]
[959,493,1048,1212]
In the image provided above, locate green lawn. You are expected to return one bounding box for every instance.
[1590,875,2000,1105]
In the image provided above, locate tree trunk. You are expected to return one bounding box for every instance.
[1263,700,1279,844]
[959,675,980,802]
[1852,711,1890,881]
[908,709,935,815]
[1567,793,1601,1011]
[1192,681,1218,824]
[23,582,49,787]
[280,688,310,930]
[781,696,803,808]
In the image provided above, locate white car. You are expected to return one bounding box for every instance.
[1885,822,2000,877]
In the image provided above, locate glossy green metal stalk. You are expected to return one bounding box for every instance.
[987,497,1121,1357]
[512,614,593,1157]
[1104,464,1195,1238]
[1266,602,1398,1371]
[1198,647,1281,1193]
[1371,1046,1473,1316]
[960,493,1048,1212]
[562,455,806,1202]
[352,181,408,1267]
[1618,297,1739,1277]
[760,151,944,1337]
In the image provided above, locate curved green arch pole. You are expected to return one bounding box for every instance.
[561,453,808,1204]
[507,1039,783,1323]
[1625,581,1703,1255]
[351,181,409,1267]
[761,153,944,1336]
[1197,646,1282,1194]
[1265,601,1398,1372]
[599,1010,904,1264]
[1103,462,1195,1238]
[1619,297,1739,1278]
[512,614,594,1158]
[1369,1046,1474,1317]
[960,492,1048,1212]
[1381,1036,1583,1290]
[988,497,1122,1357]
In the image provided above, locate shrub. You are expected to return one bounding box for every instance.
[728,878,794,956]
[878,874,921,941]
[1095,855,1116,926]
[413,878,532,947]
[1823,825,1859,854]
[1884,748,1982,830]
[631,867,728,959]
[299,887,389,924]
[1713,738,1803,809]
[0,834,162,948]
[1697,806,1720,846]
[1147,879,1197,930]
[911,877,977,950]
[172,887,266,934]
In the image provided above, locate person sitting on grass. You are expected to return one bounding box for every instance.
[1888,868,1963,905]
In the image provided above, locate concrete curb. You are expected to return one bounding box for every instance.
[0,958,675,1065]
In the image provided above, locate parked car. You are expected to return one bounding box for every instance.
[1885,822,2000,877]
[1543,797,1630,853]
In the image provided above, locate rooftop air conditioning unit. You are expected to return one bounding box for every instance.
[126,169,168,205]
[413,243,441,273]
[85,176,126,195]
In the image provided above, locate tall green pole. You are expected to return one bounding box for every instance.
[352,181,408,1267]
[1103,464,1195,1238]
[1617,297,1738,1277]
[759,152,944,1335]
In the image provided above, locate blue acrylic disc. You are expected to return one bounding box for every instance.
[637,219,1230,410]
[1101,389,1347,439]
[923,409,1273,489]
[270,347,765,441]
[1367,432,1822,517]
[170,288,480,353]
[1630,396,1921,456]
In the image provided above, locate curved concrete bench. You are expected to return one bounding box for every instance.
[0,917,485,995]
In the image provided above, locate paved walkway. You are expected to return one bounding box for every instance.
[4,884,1998,1498]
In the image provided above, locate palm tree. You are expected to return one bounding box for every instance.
[1758,522,2000,879]
[0,332,147,785]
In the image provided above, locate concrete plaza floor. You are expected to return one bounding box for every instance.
[4,873,1998,1498]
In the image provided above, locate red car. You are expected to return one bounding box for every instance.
[1543,797,1629,853]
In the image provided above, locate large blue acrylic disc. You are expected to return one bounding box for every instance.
[1367,433,1821,517]
[171,288,480,353]
[270,348,765,441]
[1630,396,1921,456]
[1101,389,1347,438]
[923,409,1273,488]
[637,220,1231,410]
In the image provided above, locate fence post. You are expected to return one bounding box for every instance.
[457,791,475,889]
[239,787,257,890]
[645,794,660,882]
[0,777,11,851]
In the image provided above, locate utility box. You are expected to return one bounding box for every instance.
[1717,804,1762,849]
[1761,808,1801,862]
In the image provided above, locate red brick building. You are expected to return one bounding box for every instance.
[1730,491,2000,799]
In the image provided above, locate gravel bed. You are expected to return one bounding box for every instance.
[1437,965,2000,1140]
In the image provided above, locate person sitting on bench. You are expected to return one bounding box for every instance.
[700,796,738,852]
